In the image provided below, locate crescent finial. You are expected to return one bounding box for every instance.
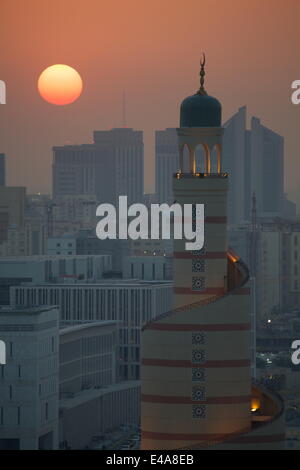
[197,52,207,95]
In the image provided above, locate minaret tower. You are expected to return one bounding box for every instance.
[140,57,284,451]
[173,54,228,308]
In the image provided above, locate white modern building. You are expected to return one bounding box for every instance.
[0,254,112,305]
[11,280,173,380]
[0,306,59,450]
[59,322,140,449]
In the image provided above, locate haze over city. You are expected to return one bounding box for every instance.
[0,0,300,204]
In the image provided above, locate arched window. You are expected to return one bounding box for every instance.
[195,144,206,173]
[182,144,190,173]
[212,144,222,174]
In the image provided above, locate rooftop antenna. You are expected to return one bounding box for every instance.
[196,52,207,96]
[122,91,127,127]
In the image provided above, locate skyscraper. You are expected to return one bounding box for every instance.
[52,128,144,205]
[0,154,5,186]
[249,117,284,219]
[155,128,179,204]
[223,108,286,223]
[0,186,25,243]
[140,59,285,450]
[222,107,246,225]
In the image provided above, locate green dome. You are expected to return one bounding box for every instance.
[180,93,221,127]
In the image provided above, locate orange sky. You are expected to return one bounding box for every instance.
[1,0,300,203]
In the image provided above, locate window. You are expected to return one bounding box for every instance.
[9,342,13,358]
[18,365,21,378]
[45,402,48,421]
[9,385,12,400]
[295,265,298,276]
[0,407,3,425]
[17,407,20,426]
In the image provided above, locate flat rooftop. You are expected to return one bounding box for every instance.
[60,321,117,335]
[14,279,172,288]
[0,305,58,316]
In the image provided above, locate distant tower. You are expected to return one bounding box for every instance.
[0,153,6,186]
[249,192,258,276]
[174,54,227,309]
[141,56,285,450]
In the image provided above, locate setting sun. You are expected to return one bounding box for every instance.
[37,64,83,106]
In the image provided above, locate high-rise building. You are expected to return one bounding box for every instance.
[223,108,287,223]
[250,116,284,219]
[155,128,179,204]
[0,306,59,450]
[223,107,246,224]
[140,60,285,450]
[0,186,25,243]
[52,128,144,205]
[0,154,5,186]
[10,280,172,381]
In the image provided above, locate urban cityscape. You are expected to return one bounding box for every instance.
[1,0,300,454]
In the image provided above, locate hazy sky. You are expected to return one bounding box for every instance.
[1,0,300,203]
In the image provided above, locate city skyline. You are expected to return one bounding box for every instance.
[0,0,300,206]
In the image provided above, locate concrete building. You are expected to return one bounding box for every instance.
[0,254,112,305]
[0,219,47,257]
[75,229,128,271]
[47,236,76,256]
[52,195,97,224]
[59,322,140,449]
[11,280,172,381]
[250,117,284,220]
[53,128,144,205]
[155,128,179,204]
[0,154,5,186]
[0,186,25,243]
[287,224,300,309]
[122,256,171,281]
[0,306,59,450]
[140,62,285,450]
[0,312,140,450]
[223,107,247,224]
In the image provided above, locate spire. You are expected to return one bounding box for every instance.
[196,53,207,96]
